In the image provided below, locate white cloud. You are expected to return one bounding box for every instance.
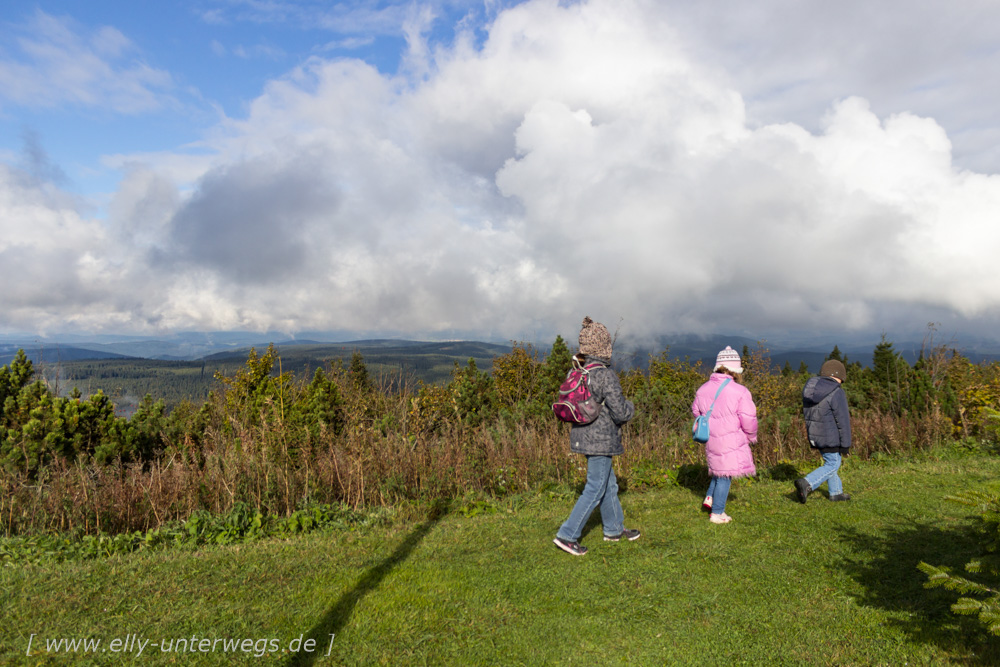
[658,0,1000,175]
[0,10,175,114]
[3,0,1000,342]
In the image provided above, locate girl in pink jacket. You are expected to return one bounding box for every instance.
[691,346,758,524]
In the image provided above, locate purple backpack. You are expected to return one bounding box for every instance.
[552,359,604,424]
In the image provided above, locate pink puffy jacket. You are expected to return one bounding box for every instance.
[691,373,758,478]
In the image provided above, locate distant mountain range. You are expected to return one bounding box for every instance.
[620,332,1000,373]
[3,330,1000,373]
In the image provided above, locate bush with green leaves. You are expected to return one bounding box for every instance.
[624,349,705,432]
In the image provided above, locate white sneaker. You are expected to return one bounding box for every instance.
[709,512,732,524]
[702,496,713,510]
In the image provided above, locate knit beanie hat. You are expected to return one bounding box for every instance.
[578,316,613,359]
[820,359,847,382]
[713,346,743,374]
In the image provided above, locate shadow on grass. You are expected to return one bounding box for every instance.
[837,518,1000,664]
[765,461,800,482]
[675,463,710,497]
[286,501,449,667]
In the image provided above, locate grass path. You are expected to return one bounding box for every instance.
[3,450,1000,665]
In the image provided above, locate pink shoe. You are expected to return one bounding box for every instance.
[709,512,732,524]
[702,496,712,511]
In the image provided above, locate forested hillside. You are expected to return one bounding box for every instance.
[38,340,514,414]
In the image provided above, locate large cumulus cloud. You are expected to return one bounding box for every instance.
[3,0,1000,342]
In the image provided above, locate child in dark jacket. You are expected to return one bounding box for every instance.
[795,359,852,503]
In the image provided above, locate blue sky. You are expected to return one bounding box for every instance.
[3,0,1000,343]
[2,1,496,197]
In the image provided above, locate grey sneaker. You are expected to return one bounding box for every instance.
[553,537,587,556]
[830,493,851,502]
[604,528,641,542]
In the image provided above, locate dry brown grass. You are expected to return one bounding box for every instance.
[0,382,954,538]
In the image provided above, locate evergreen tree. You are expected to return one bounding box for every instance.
[214,344,294,430]
[0,349,35,422]
[539,335,573,399]
[920,490,1000,637]
[451,358,496,426]
[348,350,372,392]
[863,335,914,415]
[292,367,345,441]
[872,334,900,386]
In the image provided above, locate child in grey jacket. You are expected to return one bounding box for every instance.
[553,317,638,556]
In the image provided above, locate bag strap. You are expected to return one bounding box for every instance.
[705,378,731,418]
[571,357,605,373]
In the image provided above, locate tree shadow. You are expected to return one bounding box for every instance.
[764,461,800,482]
[675,463,710,497]
[286,501,449,666]
[835,518,1000,664]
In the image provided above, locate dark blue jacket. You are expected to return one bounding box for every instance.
[569,357,634,456]
[802,376,852,454]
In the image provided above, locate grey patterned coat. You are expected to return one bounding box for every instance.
[569,357,635,456]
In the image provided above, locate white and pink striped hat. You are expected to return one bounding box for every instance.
[713,346,743,374]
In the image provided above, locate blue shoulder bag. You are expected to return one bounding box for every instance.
[692,378,731,443]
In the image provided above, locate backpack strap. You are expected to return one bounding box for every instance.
[572,356,606,372]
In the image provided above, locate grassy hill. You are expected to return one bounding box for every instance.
[4,448,999,664]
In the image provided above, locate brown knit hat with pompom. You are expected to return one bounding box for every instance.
[579,316,613,359]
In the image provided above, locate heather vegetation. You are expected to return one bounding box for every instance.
[2,332,1000,540]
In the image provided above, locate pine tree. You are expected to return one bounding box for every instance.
[872,334,899,386]
[539,335,573,399]
[451,358,496,426]
[0,349,35,423]
[919,490,1000,636]
[348,350,372,392]
[868,334,912,415]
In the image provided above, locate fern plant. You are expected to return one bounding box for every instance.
[919,489,1000,635]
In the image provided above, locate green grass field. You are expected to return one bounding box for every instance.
[3,449,999,665]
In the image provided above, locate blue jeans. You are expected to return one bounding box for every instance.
[805,452,844,496]
[706,476,732,514]
[557,455,625,541]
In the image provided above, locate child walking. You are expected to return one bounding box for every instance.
[794,359,852,503]
[691,346,758,524]
[553,316,638,556]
